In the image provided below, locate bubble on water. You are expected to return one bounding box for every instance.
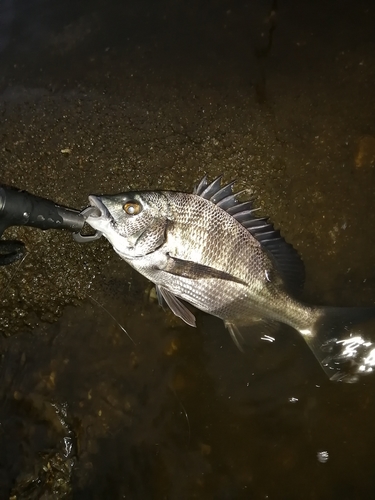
[317,450,329,463]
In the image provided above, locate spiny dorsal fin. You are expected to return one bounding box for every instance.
[193,176,305,295]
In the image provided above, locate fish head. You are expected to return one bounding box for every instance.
[85,191,169,258]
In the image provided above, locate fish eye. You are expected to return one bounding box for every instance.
[123,200,142,215]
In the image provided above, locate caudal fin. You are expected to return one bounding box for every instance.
[303,307,375,382]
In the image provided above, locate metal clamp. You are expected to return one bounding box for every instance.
[72,206,102,243]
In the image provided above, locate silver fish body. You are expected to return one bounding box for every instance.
[85,177,375,382]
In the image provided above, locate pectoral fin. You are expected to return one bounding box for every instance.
[163,254,246,285]
[156,285,196,327]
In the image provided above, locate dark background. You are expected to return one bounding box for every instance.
[0,0,375,498]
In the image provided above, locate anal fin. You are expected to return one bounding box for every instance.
[225,318,281,351]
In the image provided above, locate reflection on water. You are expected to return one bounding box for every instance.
[1,279,375,498]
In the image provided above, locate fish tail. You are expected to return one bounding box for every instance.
[302,306,375,382]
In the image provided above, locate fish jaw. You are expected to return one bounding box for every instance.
[85,195,111,234]
[85,195,133,256]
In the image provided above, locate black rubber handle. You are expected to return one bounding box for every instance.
[0,186,85,265]
[0,240,25,265]
[0,186,85,236]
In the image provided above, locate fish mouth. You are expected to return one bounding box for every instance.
[86,195,110,219]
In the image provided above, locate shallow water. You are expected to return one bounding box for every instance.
[1,0,375,498]
[1,272,375,499]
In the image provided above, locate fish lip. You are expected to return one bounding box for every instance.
[87,195,110,219]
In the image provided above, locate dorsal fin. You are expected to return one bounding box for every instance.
[197,176,223,199]
[193,176,305,294]
[193,176,209,195]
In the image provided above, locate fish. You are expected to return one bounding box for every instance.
[84,176,375,382]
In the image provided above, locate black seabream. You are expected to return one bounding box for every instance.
[84,176,375,382]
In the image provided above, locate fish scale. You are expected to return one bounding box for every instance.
[84,176,375,382]
[160,192,307,326]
